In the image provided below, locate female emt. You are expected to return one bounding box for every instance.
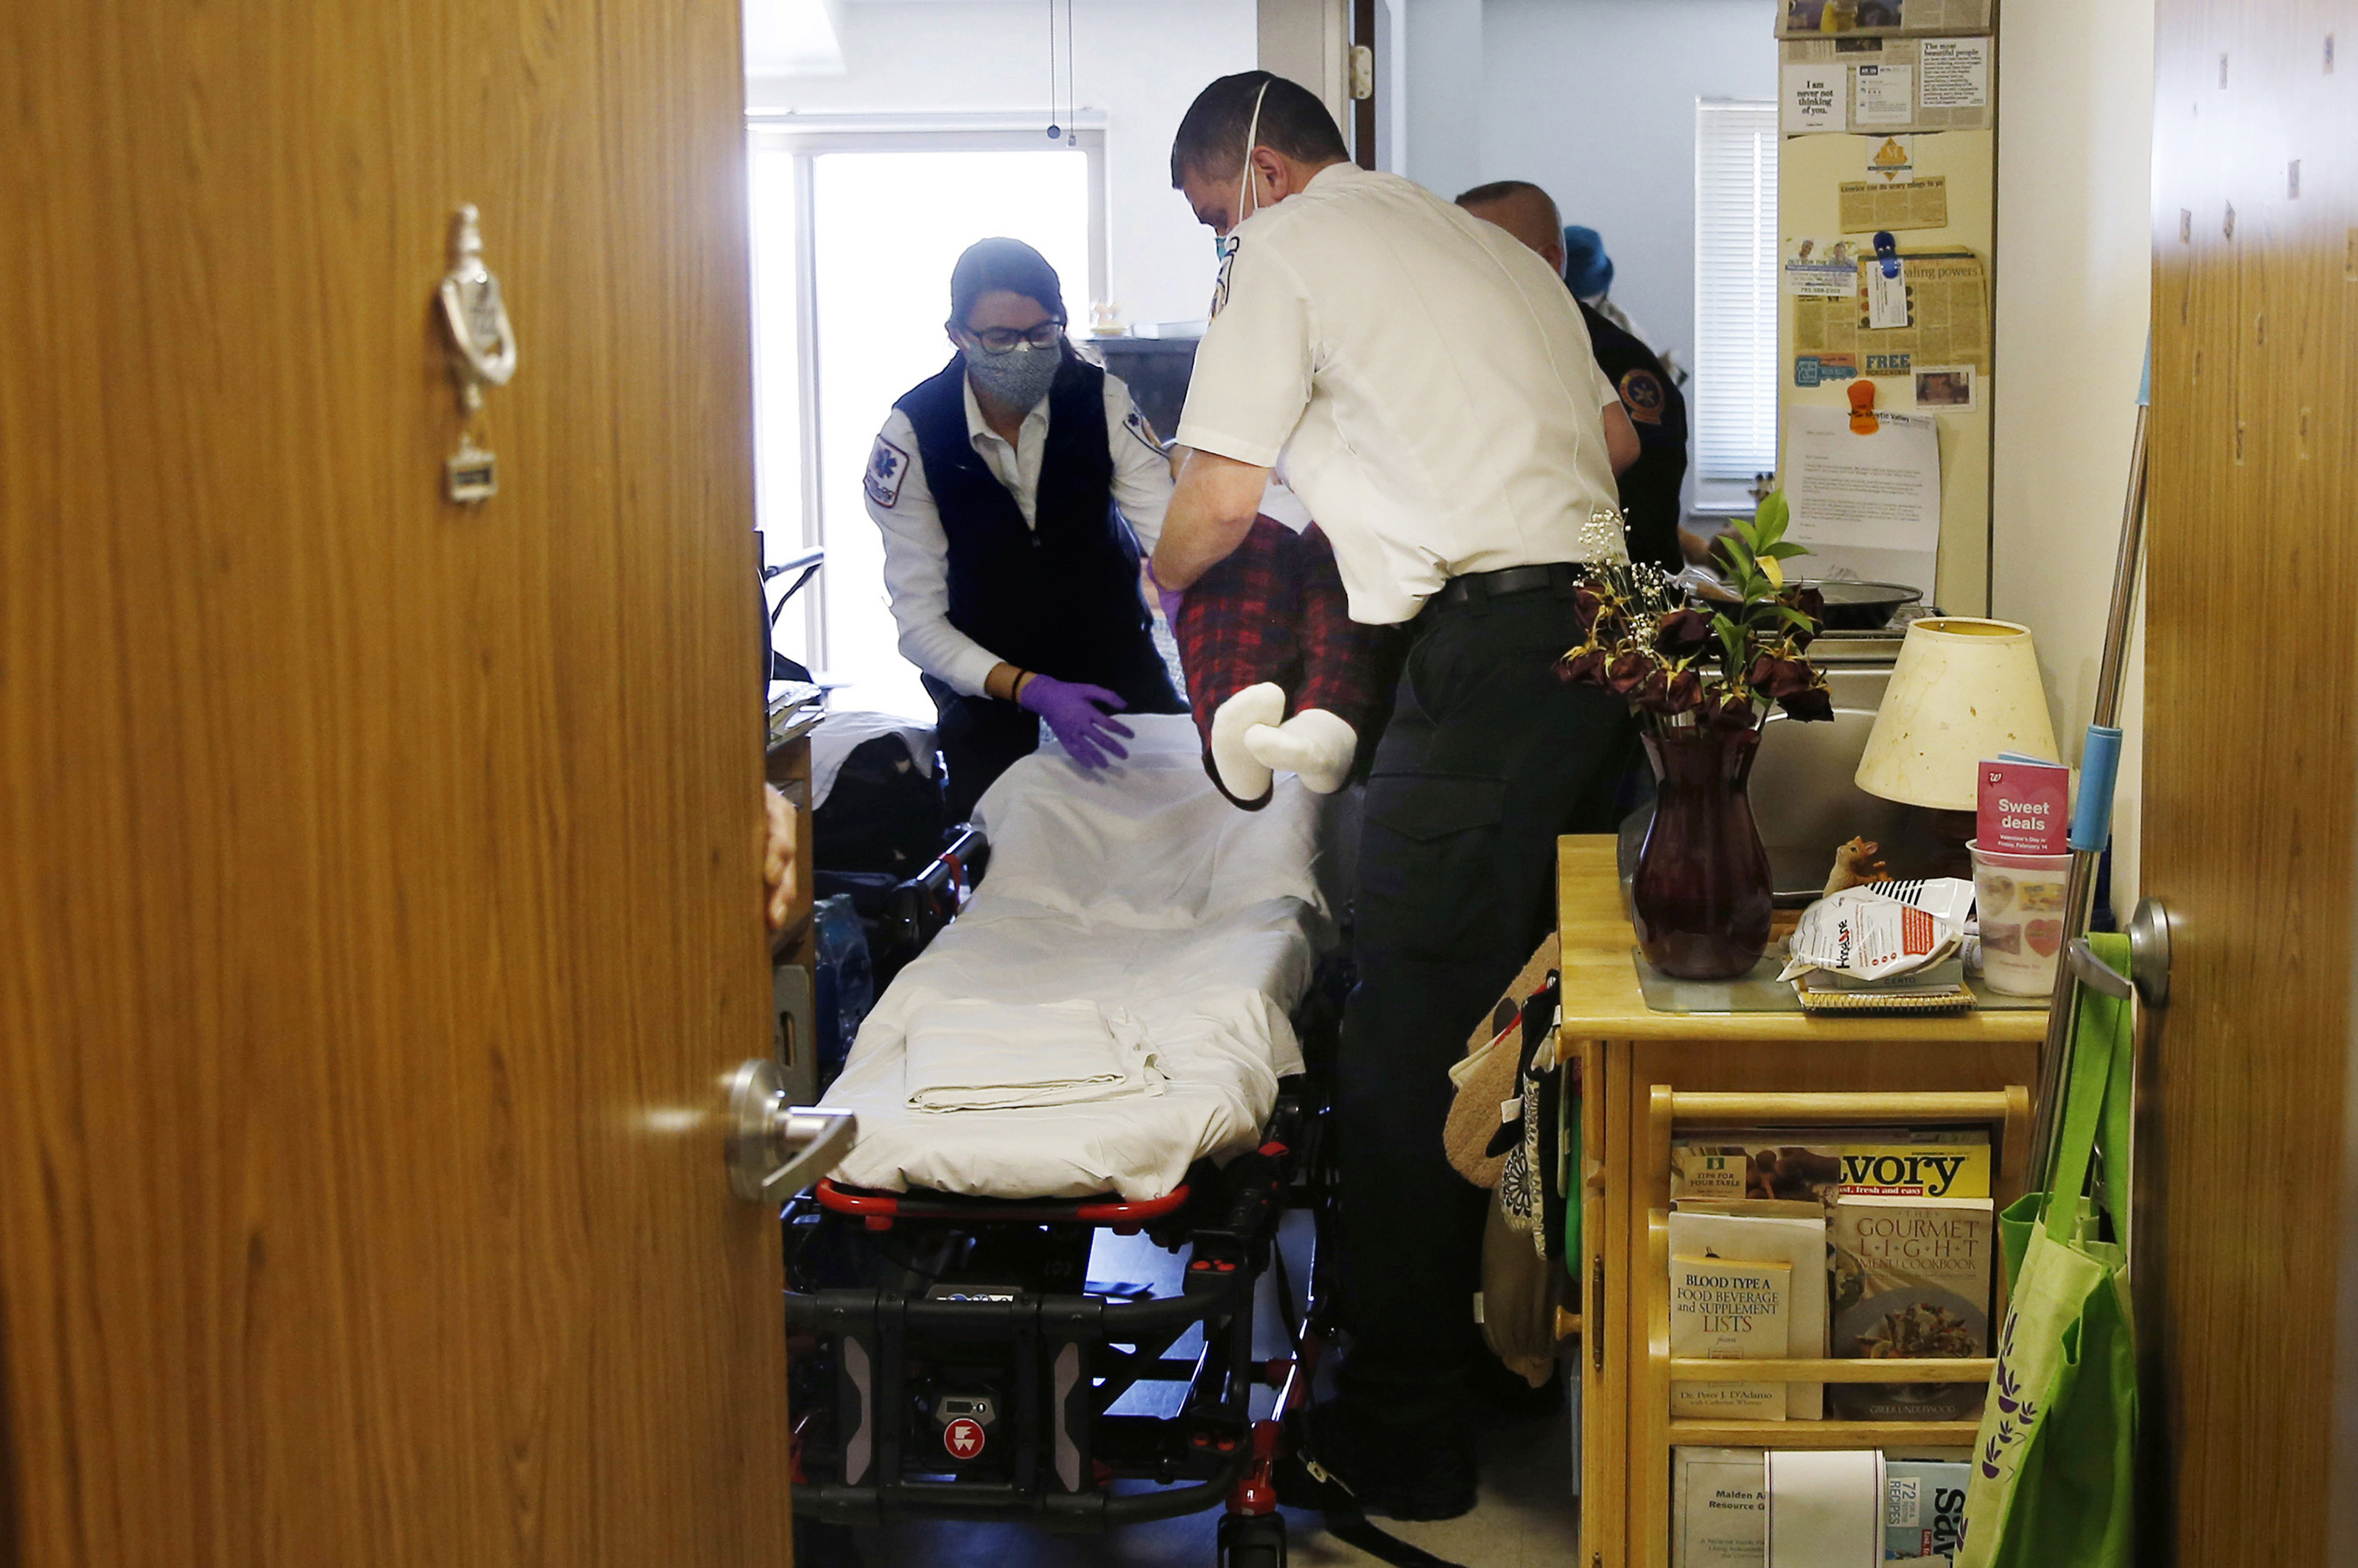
[864,237,1186,819]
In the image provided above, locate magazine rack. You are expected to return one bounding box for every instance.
[1632,1088,2027,1562]
[1553,836,2046,1568]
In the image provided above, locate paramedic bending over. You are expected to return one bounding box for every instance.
[865,237,1187,822]
[1150,71,1640,1522]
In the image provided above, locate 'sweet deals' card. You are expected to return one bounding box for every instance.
[1977,757,2069,854]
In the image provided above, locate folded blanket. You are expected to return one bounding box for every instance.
[904,998,1165,1113]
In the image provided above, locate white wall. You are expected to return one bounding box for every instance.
[1474,0,1775,382]
[746,0,1257,329]
[1400,0,1485,200]
[1990,0,2155,914]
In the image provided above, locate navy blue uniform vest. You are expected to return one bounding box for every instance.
[895,352,1180,818]
[895,353,1172,706]
[1578,298,1689,571]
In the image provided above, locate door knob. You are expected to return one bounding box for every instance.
[725,1058,855,1203]
[2124,896,2172,1007]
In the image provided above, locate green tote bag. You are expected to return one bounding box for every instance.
[1958,931,2137,1568]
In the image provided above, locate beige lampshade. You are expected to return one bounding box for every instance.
[1855,617,2061,811]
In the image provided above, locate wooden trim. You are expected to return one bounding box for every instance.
[1351,0,1376,169]
[1639,1208,1673,1568]
[1667,1418,1983,1448]
[1594,1035,1630,1567]
[1669,1090,2019,1124]
[1998,1083,2032,1204]
[1668,1358,1995,1383]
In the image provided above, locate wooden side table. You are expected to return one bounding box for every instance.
[1555,836,2046,1568]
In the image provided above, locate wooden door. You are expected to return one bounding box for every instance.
[0,4,793,1566]
[2145,4,2358,1561]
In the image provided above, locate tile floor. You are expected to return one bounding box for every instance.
[797,1215,1584,1567]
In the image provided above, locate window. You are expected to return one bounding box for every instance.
[748,122,1105,719]
[1691,100,1780,502]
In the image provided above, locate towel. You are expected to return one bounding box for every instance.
[903,998,1164,1113]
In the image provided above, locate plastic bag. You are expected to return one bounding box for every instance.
[1777,878,1974,983]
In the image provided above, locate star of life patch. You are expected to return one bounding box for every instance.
[864,435,911,508]
[1124,405,1166,455]
[1617,368,1665,425]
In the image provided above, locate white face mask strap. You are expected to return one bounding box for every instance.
[1238,80,1271,226]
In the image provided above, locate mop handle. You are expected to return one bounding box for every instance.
[2071,728,2123,852]
[2069,345,2150,851]
[2029,343,2152,1191]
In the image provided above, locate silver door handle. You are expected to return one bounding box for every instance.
[2065,897,2173,1009]
[2067,938,2134,1001]
[725,1058,856,1203]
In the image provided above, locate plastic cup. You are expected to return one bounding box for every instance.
[1969,839,2071,995]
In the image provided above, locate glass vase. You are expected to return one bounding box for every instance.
[1632,716,1774,980]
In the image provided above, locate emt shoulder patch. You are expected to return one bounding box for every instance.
[1124,405,1166,455]
[865,435,911,508]
[1617,368,1666,425]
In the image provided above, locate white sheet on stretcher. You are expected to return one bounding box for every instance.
[821,715,1337,1201]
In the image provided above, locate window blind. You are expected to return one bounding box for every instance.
[1692,101,1780,483]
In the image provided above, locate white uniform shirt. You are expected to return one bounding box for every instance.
[864,367,1173,699]
[1175,162,1628,626]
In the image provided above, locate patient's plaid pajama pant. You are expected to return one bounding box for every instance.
[1170,517,1396,802]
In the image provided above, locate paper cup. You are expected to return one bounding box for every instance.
[1969,839,2070,995]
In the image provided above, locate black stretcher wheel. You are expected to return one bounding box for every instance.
[1217,1511,1287,1567]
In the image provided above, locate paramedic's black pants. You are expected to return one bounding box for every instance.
[1335,581,1636,1458]
[926,681,1043,825]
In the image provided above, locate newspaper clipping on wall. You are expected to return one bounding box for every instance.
[1777,0,1993,39]
[1778,37,1992,133]
[1792,250,1990,378]
[1837,175,1950,233]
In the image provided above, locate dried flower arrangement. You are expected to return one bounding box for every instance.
[1555,495,1833,728]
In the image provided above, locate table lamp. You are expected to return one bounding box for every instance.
[1855,617,2061,873]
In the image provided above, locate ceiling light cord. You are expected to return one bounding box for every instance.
[1045,0,1060,140]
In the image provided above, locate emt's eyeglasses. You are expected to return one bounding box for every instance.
[962,321,1065,354]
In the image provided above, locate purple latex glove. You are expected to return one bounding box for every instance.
[1145,559,1186,629]
[1018,674,1135,770]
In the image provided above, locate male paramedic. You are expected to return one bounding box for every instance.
[867,237,1186,821]
[1458,179,1692,573]
[1150,72,1642,1521]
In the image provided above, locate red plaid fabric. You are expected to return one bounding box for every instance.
[1174,519,1393,788]
[1294,522,1390,722]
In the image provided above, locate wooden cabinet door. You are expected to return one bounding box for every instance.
[2147,4,2358,1560]
[0,4,792,1565]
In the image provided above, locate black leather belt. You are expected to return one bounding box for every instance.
[1430,561,1587,609]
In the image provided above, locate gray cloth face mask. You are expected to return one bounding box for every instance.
[963,341,1063,412]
